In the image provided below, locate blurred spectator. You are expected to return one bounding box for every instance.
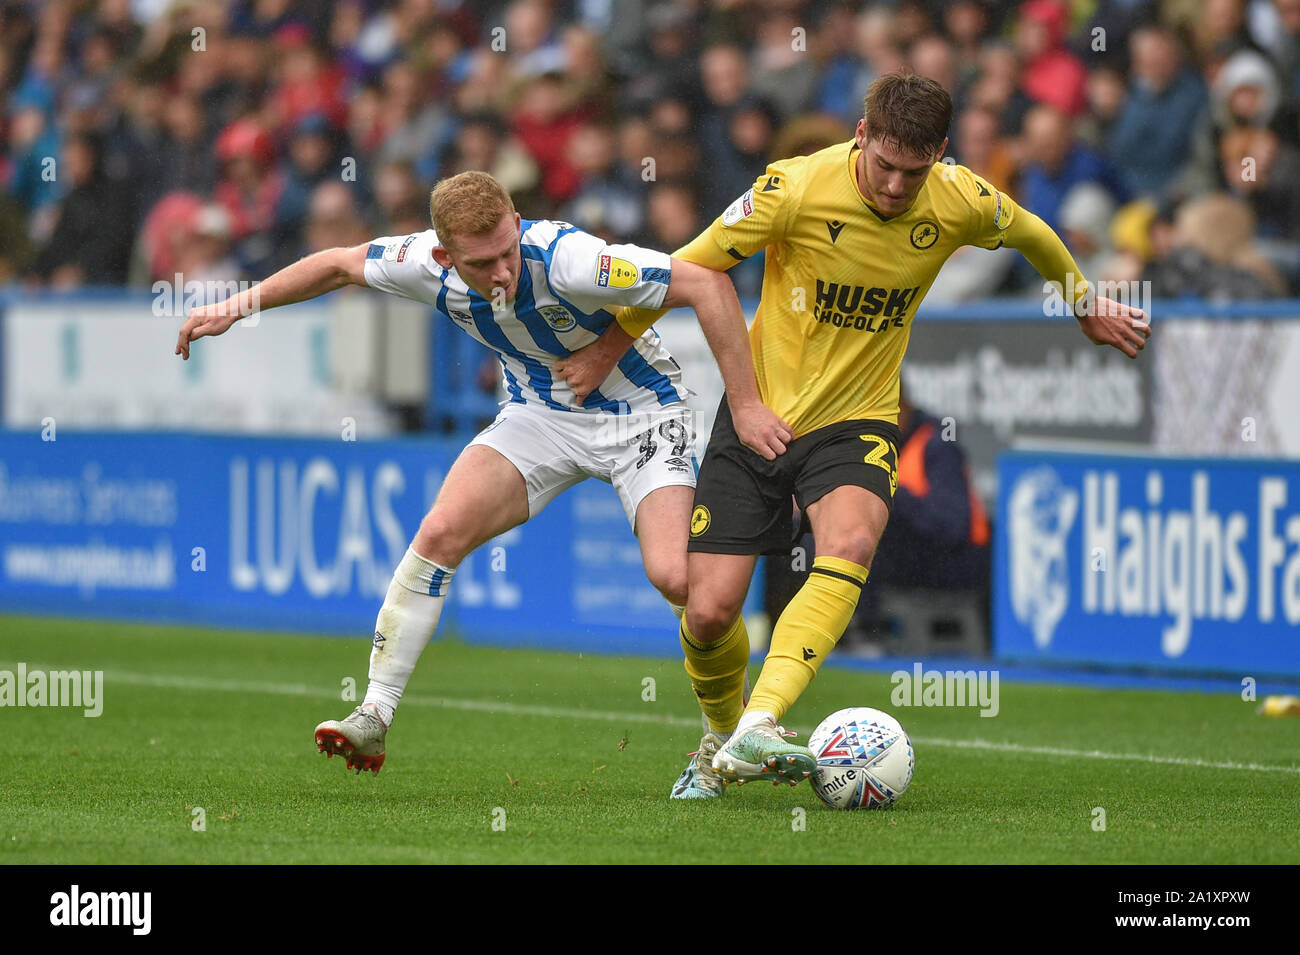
[968,42,1034,137]
[1018,105,1128,233]
[943,0,990,92]
[174,203,238,286]
[1181,50,1286,195]
[698,44,750,164]
[584,0,651,82]
[504,0,565,79]
[275,114,342,254]
[1142,193,1286,299]
[951,104,1016,189]
[378,60,452,180]
[817,6,905,127]
[1271,0,1300,95]
[268,27,349,135]
[560,123,643,243]
[748,6,818,121]
[440,113,539,203]
[137,192,204,284]
[373,159,428,236]
[509,72,590,207]
[1184,0,1264,67]
[1218,125,1300,241]
[33,133,133,287]
[704,95,779,216]
[159,93,218,196]
[303,181,370,255]
[5,95,62,231]
[1107,25,1208,198]
[1077,65,1128,151]
[1058,182,1119,280]
[909,33,960,105]
[212,118,283,276]
[1015,0,1088,116]
[617,2,695,107]
[560,26,611,114]
[644,182,702,254]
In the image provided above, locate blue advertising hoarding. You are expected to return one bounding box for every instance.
[996,450,1300,677]
[0,430,705,655]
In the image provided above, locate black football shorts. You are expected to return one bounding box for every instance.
[688,397,900,555]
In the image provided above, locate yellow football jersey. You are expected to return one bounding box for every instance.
[619,141,1089,436]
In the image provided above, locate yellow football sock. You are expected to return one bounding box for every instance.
[747,556,868,723]
[680,614,750,736]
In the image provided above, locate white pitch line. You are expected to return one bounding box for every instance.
[23,665,1300,775]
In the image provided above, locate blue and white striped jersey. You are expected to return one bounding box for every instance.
[363,219,687,414]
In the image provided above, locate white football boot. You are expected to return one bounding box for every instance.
[315,705,387,775]
[712,718,815,787]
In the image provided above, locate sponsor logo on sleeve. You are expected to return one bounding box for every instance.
[994,191,1011,230]
[395,235,418,262]
[596,254,639,289]
[721,188,755,226]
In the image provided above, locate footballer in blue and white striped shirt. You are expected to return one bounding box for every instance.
[175,170,791,776]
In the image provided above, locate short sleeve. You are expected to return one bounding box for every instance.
[362,231,439,302]
[704,164,793,260]
[959,167,1019,250]
[547,229,672,310]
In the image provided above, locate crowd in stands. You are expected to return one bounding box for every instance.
[4,0,1300,298]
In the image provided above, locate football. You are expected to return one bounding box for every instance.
[808,707,914,810]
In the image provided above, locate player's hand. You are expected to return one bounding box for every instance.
[175,300,243,360]
[731,398,793,460]
[552,339,622,405]
[1076,294,1150,359]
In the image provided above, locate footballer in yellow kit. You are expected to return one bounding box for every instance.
[555,72,1149,799]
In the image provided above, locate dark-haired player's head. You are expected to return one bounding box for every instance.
[854,72,952,217]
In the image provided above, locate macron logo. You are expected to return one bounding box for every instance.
[50,885,151,935]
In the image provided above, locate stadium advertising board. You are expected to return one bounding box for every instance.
[0,431,688,654]
[903,317,1153,502]
[996,450,1300,677]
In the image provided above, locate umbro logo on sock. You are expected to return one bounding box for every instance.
[802,647,816,661]
[373,630,386,650]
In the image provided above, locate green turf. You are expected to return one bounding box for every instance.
[1,615,1297,864]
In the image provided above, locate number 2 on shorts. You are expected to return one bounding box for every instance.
[859,433,898,496]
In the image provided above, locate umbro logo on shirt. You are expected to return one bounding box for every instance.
[826,220,845,243]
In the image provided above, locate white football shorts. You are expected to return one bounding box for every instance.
[468,401,698,528]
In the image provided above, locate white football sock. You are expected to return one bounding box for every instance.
[735,709,776,734]
[363,547,456,726]
[669,603,685,620]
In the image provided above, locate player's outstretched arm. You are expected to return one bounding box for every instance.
[174,242,370,359]
[662,259,792,460]
[1004,209,1150,358]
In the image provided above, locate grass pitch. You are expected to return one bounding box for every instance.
[1,615,1297,865]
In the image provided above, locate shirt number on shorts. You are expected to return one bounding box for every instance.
[636,418,690,470]
[859,434,899,496]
